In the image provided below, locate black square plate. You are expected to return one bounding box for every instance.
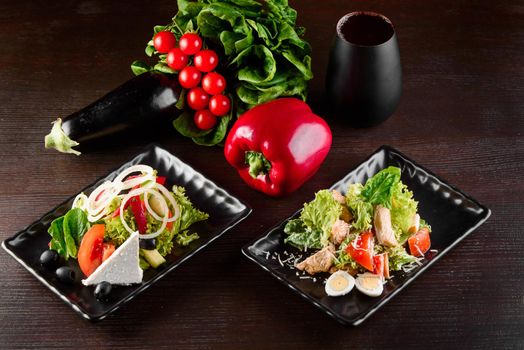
[242,145,490,326]
[2,145,251,321]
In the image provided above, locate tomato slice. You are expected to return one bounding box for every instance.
[102,243,115,262]
[373,253,390,279]
[408,227,431,257]
[78,224,105,277]
[346,231,374,272]
[373,254,384,278]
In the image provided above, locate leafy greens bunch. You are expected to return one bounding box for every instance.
[131,0,313,146]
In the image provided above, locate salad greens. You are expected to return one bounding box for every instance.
[48,208,89,260]
[103,185,208,258]
[132,0,313,146]
[284,167,430,275]
[284,190,342,250]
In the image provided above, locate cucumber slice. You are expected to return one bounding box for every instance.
[140,249,166,268]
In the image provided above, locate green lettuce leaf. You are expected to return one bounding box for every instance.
[387,245,418,271]
[298,189,342,247]
[345,183,373,232]
[391,182,419,244]
[63,208,90,246]
[283,218,322,250]
[361,166,401,208]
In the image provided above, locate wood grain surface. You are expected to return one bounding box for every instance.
[0,0,522,349]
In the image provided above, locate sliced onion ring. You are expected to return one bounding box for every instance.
[72,193,88,210]
[113,164,154,184]
[119,187,169,240]
[152,182,180,223]
[87,181,123,216]
[121,172,155,190]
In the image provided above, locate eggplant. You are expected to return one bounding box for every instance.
[45,72,181,155]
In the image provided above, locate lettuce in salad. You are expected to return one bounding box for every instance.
[284,189,342,250]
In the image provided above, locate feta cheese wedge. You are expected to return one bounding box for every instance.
[82,231,143,286]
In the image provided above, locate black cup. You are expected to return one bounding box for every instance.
[326,12,402,127]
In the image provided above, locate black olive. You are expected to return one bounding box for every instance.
[139,238,156,250]
[40,250,59,268]
[94,282,112,300]
[55,266,75,284]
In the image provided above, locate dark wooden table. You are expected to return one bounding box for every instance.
[1,0,522,349]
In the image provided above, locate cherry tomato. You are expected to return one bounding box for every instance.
[178,66,202,89]
[178,33,203,55]
[194,50,219,72]
[209,94,231,116]
[187,87,210,110]
[345,231,374,272]
[166,48,188,70]
[78,224,113,277]
[194,110,217,130]
[408,227,431,257]
[153,31,176,54]
[202,72,226,95]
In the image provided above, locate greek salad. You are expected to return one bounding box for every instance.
[284,166,432,298]
[41,164,208,298]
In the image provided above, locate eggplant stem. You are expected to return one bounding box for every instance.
[44,118,81,155]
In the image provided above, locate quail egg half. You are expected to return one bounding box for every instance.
[325,270,355,297]
[355,272,384,297]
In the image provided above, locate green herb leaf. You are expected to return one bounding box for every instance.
[173,111,213,138]
[153,63,176,74]
[192,114,232,146]
[48,217,67,258]
[131,60,151,76]
[63,208,90,246]
[145,45,155,57]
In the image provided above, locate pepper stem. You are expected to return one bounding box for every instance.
[245,151,272,178]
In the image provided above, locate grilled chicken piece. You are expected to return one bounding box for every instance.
[296,244,335,275]
[331,190,353,222]
[331,219,350,245]
[331,190,346,204]
[374,205,399,247]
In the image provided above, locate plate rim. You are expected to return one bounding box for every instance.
[241,144,491,326]
[2,143,252,321]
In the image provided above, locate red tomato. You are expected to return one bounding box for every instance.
[166,48,188,70]
[187,87,210,110]
[102,243,115,262]
[178,66,202,89]
[78,224,106,277]
[373,253,389,279]
[202,72,226,95]
[153,31,176,53]
[178,33,203,55]
[209,94,231,116]
[346,231,374,272]
[194,50,218,72]
[408,227,431,257]
[194,110,217,130]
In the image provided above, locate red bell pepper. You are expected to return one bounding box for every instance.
[224,98,332,196]
[129,197,148,234]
